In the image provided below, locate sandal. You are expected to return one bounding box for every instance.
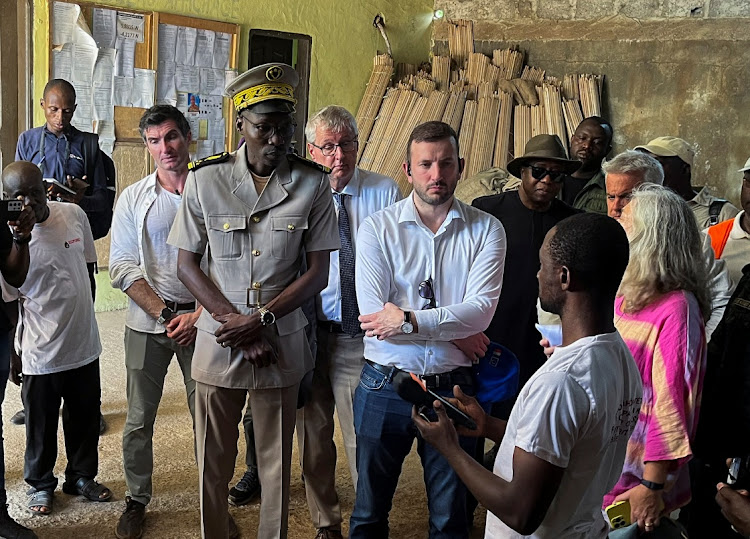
[27,488,53,515]
[62,477,113,502]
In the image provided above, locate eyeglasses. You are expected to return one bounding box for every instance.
[241,115,296,140]
[311,140,359,157]
[525,165,567,184]
[419,277,436,310]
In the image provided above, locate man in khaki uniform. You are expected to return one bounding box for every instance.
[168,63,339,539]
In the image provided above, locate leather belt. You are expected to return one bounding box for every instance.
[318,320,363,335]
[365,360,473,390]
[164,301,196,312]
[318,320,345,333]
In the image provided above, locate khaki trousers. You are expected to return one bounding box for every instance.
[296,330,364,529]
[195,381,299,539]
[123,328,196,506]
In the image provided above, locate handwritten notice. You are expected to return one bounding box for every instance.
[116,12,145,43]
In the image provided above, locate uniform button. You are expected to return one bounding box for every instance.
[252,282,261,289]
[428,350,433,355]
[223,223,230,230]
[287,223,295,230]
[252,216,261,223]
[252,249,261,256]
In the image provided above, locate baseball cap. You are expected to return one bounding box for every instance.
[739,157,750,173]
[472,342,520,406]
[634,136,694,168]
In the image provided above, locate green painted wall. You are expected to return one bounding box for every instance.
[33,0,434,125]
[32,0,434,311]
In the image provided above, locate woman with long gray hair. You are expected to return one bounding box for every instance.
[603,183,709,532]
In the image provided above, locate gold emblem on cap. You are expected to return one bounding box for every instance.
[266,66,283,81]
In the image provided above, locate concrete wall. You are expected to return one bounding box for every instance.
[32,0,434,126]
[433,0,750,205]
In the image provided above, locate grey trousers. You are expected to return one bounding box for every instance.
[196,381,299,539]
[122,328,196,506]
[296,329,364,529]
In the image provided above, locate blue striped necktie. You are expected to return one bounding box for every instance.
[334,193,360,336]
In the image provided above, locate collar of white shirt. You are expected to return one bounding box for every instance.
[398,193,466,235]
[332,167,363,198]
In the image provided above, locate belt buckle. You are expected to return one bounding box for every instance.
[420,373,438,390]
[246,289,262,308]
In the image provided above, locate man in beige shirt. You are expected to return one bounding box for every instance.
[168,63,339,539]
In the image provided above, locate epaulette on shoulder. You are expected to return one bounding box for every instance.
[188,152,231,171]
[287,153,331,174]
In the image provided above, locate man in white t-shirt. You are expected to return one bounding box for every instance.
[109,105,202,539]
[2,162,111,516]
[415,212,643,538]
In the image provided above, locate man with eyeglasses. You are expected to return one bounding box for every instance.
[296,105,400,539]
[350,121,506,538]
[168,63,339,538]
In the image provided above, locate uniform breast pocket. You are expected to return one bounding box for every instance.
[207,215,247,260]
[271,215,308,259]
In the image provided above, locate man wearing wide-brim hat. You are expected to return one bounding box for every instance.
[167,63,340,539]
[471,134,582,481]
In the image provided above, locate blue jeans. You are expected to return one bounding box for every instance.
[0,331,10,505]
[349,363,476,538]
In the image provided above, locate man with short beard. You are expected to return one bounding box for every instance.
[349,121,506,538]
[564,116,613,214]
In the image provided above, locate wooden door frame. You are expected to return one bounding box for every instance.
[248,29,312,153]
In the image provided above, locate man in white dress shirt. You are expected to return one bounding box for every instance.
[297,106,400,539]
[109,105,201,539]
[349,121,507,538]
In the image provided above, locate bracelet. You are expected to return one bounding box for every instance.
[640,479,665,491]
[12,233,32,245]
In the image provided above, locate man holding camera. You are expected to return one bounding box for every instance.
[2,161,111,516]
[0,162,36,537]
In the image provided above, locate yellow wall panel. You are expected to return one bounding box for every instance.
[33,0,434,125]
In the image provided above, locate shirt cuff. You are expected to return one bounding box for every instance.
[412,309,439,338]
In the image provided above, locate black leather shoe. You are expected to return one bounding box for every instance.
[315,528,343,539]
[115,497,145,539]
[10,410,25,425]
[0,503,37,538]
[228,469,260,506]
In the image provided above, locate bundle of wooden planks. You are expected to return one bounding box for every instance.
[354,26,604,193]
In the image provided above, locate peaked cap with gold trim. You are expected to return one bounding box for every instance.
[225,63,299,114]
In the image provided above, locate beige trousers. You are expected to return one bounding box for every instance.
[195,381,299,539]
[296,330,364,529]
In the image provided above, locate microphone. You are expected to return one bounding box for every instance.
[392,370,477,430]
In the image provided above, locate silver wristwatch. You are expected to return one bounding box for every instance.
[400,311,414,334]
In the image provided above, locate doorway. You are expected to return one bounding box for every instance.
[248,29,312,154]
